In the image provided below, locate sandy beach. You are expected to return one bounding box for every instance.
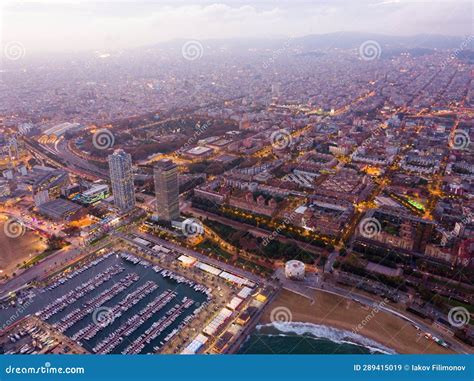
[260,289,453,354]
[0,219,47,277]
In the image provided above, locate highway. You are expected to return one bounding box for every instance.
[56,138,108,180]
[22,137,104,181]
[0,237,114,300]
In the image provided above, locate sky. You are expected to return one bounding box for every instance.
[1,0,473,53]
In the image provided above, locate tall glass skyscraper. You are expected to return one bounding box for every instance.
[154,159,179,221]
[108,149,135,212]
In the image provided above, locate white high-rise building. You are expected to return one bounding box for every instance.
[271,82,281,98]
[108,149,135,212]
[8,138,19,160]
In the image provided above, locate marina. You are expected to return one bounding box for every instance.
[93,290,178,354]
[72,281,159,341]
[122,297,195,354]
[36,264,126,320]
[0,251,209,354]
[43,252,116,292]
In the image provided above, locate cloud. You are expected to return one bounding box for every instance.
[370,0,401,6]
[1,1,471,54]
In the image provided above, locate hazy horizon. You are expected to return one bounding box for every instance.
[1,0,473,54]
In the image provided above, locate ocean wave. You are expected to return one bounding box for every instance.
[256,322,397,354]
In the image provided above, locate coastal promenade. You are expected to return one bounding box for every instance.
[260,285,470,355]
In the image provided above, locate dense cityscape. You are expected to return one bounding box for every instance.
[0,2,473,358]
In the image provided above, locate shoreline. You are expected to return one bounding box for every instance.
[258,289,453,355]
[254,321,396,354]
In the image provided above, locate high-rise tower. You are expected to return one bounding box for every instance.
[154,159,179,221]
[108,149,135,212]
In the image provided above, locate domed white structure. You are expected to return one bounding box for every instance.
[285,260,305,280]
